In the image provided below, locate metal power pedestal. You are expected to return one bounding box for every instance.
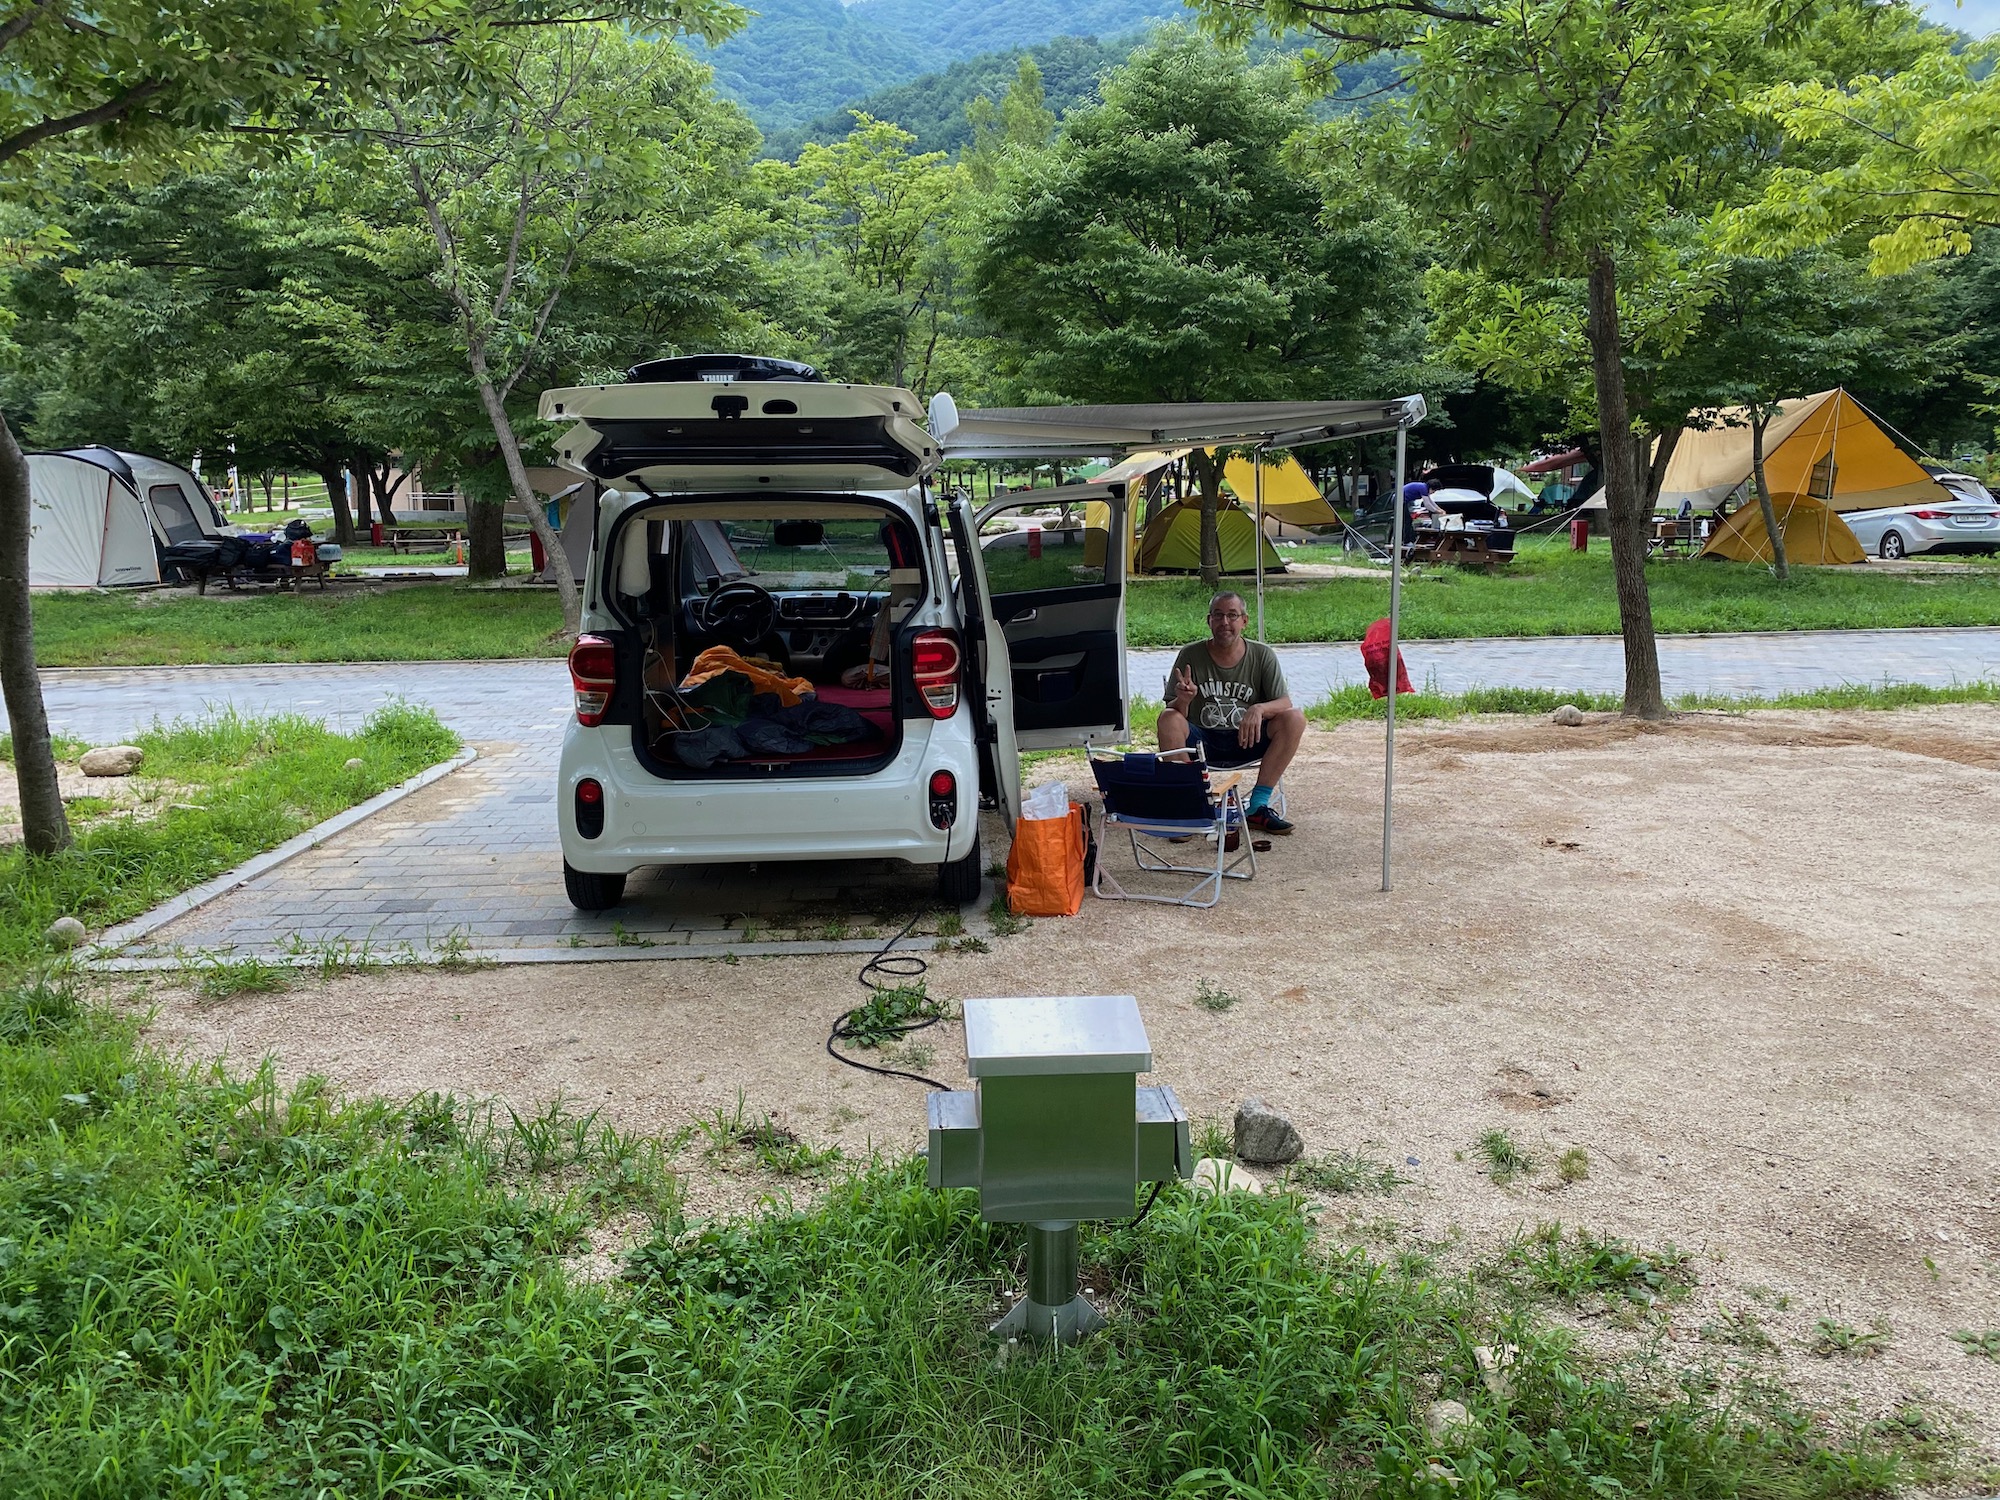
[926,995,1191,1343]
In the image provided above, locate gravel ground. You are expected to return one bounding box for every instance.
[137,705,2000,1469]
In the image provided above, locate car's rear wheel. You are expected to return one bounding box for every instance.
[936,835,982,906]
[1880,530,1907,560]
[564,861,626,912]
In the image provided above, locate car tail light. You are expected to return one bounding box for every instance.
[569,634,617,725]
[910,629,961,719]
[928,769,956,829]
[1909,510,1953,520]
[574,777,605,839]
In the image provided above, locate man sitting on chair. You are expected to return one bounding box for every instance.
[1158,591,1305,835]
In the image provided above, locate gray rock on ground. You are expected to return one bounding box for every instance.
[1550,704,1586,727]
[79,744,144,776]
[1426,1398,1474,1443]
[1233,1096,1304,1164]
[46,916,87,948]
[344,758,366,771]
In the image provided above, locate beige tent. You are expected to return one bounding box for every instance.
[1658,389,1948,514]
[1700,491,1866,566]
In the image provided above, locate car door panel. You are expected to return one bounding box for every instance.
[975,491,1129,750]
[947,495,1021,826]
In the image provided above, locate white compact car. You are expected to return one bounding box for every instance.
[538,354,1130,911]
[1843,473,2000,559]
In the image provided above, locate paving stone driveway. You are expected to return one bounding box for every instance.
[27,628,2000,963]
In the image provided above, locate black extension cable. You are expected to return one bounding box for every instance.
[825,909,951,1089]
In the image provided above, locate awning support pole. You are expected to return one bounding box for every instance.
[1253,444,1267,642]
[1383,424,1406,893]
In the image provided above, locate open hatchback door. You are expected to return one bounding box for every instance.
[539,378,939,492]
[973,482,1128,750]
[947,491,1022,827]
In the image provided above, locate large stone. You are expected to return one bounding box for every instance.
[46,916,87,948]
[79,745,144,776]
[1191,1157,1264,1196]
[1550,704,1586,727]
[1233,1096,1304,1165]
[344,758,366,771]
[1426,1398,1475,1444]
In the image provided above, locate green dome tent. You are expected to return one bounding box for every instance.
[1136,499,1284,575]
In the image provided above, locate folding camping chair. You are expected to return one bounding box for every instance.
[1088,748,1255,908]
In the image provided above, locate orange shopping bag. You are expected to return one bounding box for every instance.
[1006,801,1086,916]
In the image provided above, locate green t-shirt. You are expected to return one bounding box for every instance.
[1166,640,1289,734]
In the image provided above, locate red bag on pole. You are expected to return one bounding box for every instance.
[1361,617,1412,699]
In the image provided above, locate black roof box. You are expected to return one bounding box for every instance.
[625,353,822,384]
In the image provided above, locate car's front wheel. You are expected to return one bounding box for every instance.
[1880,530,1907,560]
[936,835,983,906]
[564,861,627,912]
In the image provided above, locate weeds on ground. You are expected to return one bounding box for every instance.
[1496,1221,1696,1306]
[194,955,292,1001]
[1476,1127,1536,1185]
[0,979,1934,1497]
[1813,1319,1892,1358]
[1193,979,1240,1012]
[838,982,943,1048]
[1702,1305,1779,1353]
[1194,1116,1234,1160]
[737,1116,842,1177]
[986,895,1030,936]
[1954,1328,2000,1361]
[1291,1148,1407,1196]
[431,929,493,971]
[1556,1146,1591,1183]
[939,936,990,954]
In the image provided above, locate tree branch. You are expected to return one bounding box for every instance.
[0,78,166,165]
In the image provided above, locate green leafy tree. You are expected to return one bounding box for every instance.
[965,55,1056,190]
[971,29,1426,586]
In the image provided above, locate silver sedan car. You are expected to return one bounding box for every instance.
[1844,477,2000,559]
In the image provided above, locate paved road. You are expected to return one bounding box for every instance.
[27,629,1998,962]
[20,627,2000,744]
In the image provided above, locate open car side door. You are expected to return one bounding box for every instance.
[947,492,1022,827]
[974,484,1129,751]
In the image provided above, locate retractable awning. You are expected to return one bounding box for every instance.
[930,395,1426,460]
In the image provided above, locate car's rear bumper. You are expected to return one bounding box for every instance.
[556,717,980,872]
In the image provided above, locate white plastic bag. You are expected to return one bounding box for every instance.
[1021,781,1069,821]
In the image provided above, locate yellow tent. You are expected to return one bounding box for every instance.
[1222,453,1340,527]
[1699,491,1866,566]
[1659,389,1949,514]
[1137,499,1284,574]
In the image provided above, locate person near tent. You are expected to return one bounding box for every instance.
[1157,590,1303,835]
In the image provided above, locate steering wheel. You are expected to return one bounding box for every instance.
[699,580,778,646]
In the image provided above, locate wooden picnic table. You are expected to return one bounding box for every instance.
[378,523,533,553]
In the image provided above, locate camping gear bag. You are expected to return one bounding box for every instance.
[1007,799,1088,917]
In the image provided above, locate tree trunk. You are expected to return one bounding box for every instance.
[1185,448,1225,590]
[1586,251,1666,721]
[466,500,507,579]
[469,373,579,633]
[370,463,405,529]
[1749,409,1789,581]
[316,464,357,547]
[0,409,73,856]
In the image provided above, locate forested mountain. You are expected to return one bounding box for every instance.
[759,34,1136,159]
[694,0,1188,131]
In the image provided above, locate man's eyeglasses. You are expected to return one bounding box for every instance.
[1208,610,1246,621]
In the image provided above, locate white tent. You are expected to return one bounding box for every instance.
[27,452,160,588]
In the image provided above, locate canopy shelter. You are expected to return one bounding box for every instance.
[1657,389,1949,515]
[1137,498,1284,574]
[1700,491,1866,566]
[934,392,1428,891]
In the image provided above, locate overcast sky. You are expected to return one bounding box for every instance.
[1922,0,2000,33]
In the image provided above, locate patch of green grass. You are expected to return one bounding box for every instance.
[55,794,115,819]
[836,982,943,1049]
[737,1117,843,1177]
[1475,1127,1536,1185]
[192,955,292,1001]
[0,992,1923,1496]
[1126,536,2000,647]
[1954,1328,2000,1361]
[986,895,1030,936]
[1702,1305,1778,1353]
[1290,1148,1407,1196]
[1556,1146,1591,1183]
[1497,1222,1696,1305]
[1813,1318,1892,1358]
[31,581,565,666]
[1193,1115,1235,1161]
[1193,978,1240,1012]
[0,705,459,979]
[0,731,92,763]
[1304,677,2000,726]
